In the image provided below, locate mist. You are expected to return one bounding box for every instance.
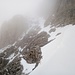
[0,0,57,48]
[0,0,56,26]
[0,0,75,75]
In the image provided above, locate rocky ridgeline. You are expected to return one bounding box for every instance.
[45,0,75,27]
[0,26,52,75]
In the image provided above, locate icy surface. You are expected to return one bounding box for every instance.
[30,25,75,75]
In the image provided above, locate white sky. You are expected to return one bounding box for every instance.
[0,0,42,25]
[0,0,55,27]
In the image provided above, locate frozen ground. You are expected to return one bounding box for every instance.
[0,24,75,75]
[30,25,75,75]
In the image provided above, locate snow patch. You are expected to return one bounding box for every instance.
[20,58,35,74]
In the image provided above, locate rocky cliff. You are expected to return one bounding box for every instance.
[0,25,53,75]
[45,0,75,27]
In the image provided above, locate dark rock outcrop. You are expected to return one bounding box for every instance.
[0,26,51,75]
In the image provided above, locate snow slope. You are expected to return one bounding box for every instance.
[30,25,75,75]
[1,24,75,75]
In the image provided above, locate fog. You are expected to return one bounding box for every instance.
[0,0,56,26]
[0,0,75,75]
[0,0,56,48]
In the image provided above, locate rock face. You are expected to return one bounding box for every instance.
[0,26,51,75]
[23,45,42,64]
[0,15,29,48]
[45,0,75,26]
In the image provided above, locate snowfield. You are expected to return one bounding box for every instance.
[0,24,75,75]
[30,25,75,75]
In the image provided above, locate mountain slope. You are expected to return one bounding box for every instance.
[45,0,75,26]
[0,25,51,75]
[30,25,75,75]
[0,23,75,75]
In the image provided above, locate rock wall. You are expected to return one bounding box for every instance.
[45,0,75,26]
[0,26,52,75]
